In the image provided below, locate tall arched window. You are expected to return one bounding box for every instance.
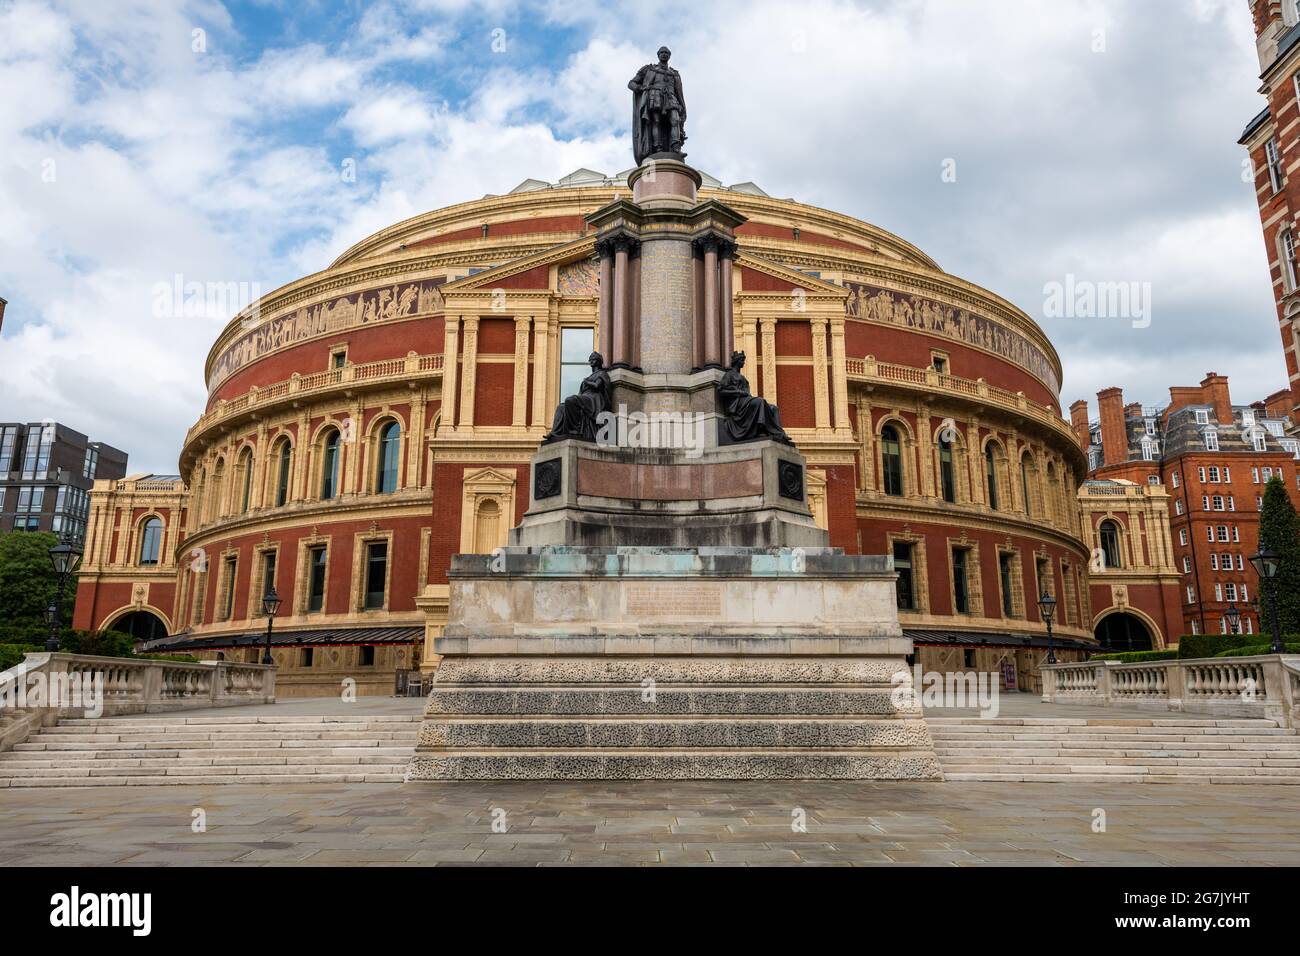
[321,429,341,500]
[985,444,1000,510]
[238,448,254,513]
[881,426,904,497]
[275,439,292,507]
[138,517,163,566]
[938,437,956,503]
[1099,520,1122,569]
[376,421,400,494]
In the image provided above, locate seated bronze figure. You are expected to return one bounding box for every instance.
[545,352,612,443]
[717,351,791,445]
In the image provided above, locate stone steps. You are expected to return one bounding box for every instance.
[0,715,418,787]
[410,748,943,780]
[420,716,927,749]
[424,685,902,716]
[929,715,1300,784]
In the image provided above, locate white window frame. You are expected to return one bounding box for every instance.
[1268,139,1285,193]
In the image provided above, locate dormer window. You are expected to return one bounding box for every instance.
[1144,418,1157,436]
[1252,430,1267,453]
[1140,438,1157,461]
[1194,409,1210,425]
[1203,429,1219,452]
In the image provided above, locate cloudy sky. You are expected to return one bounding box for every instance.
[0,0,1279,473]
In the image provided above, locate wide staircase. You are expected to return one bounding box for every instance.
[929,716,1300,784]
[0,714,420,787]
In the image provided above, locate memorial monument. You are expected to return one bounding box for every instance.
[407,50,941,781]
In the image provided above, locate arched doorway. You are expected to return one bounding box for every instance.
[109,610,169,643]
[1094,612,1154,652]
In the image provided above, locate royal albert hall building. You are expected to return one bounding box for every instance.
[73,167,1098,696]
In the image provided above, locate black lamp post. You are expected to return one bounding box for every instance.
[1249,547,1285,654]
[1038,591,1058,665]
[1224,603,1241,636]
[46,539,83,653]
[261,587,282,665]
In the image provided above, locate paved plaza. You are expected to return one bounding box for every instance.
[2,778,1298,866]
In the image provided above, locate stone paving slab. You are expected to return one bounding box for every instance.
[1,779,1299,865]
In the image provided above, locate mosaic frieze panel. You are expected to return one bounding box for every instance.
[557,258,600,297]
[208,278,446,391]
[844,280,1059,394]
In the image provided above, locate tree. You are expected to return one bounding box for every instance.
[0,531,75,645]
[1257,476,1300,637]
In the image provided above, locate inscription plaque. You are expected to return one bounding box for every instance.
[626,582,722,618]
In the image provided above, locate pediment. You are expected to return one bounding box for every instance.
[442,236,597,292]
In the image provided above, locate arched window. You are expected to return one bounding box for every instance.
[237,448,254,514]
[376,421,401,494]
[985,444,1000,510]
[881,426,904,497]
[321,429,341,500]
[1099,520,1122,569]
[274,439,292,507]
[138,517,163,566]
[938,437,956,503]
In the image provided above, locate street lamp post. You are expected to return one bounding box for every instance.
[1249,548,1285,655]
[46,539,83,653]
[1038,591,1058,665]
[261,587,282,665]
[1224,603,1241,636]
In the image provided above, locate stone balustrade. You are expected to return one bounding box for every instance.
[1042,656,1300,726]
[0,653,276,751]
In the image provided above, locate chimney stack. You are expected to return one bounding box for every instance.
[1199,372,1234,426]
[1069,400,1091,452]
[1097,387,1128,468]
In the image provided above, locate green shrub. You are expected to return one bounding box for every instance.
[1176,633,1262,660]
[1214,642,1300,658]
[58,629,138,658]
[0,643,42,672]
[1088,649,1179,664]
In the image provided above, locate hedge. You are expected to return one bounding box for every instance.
[1176,633,1268,660]
[1213,643,1300,658]
[1087,649,1180,664]
[0,643,42,672]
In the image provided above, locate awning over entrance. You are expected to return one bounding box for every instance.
[142,626,424,653]
[906,629,1096,652]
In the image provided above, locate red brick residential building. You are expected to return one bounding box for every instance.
[1074,373,1300,642]
[1240,0,1300,428]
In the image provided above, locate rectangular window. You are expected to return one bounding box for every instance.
[559,327,597,400]
[301,647,313,668]
[1225,583,1238,602]
[307,546,327,612]
[1253,467,1261,484]
[893,542,915,611]
[1186,586,1195,605]
[1210,554,1219,570]
[82,446,99,480]
[1171,471,1180,488]
[1215,583,1223,602]
[1267,138,1284,192]
[1207,466,1219,483]
[1195,411,1209,426]
[0,426,17,473]
[364,541,388,610]
[1212,495,1224,511]
[1182,556,1191,573]
[999,553,1015,618]
[359,645,375,666]
[262,551,277,601]
[1203,431,1219,452]
[1190,619,1200,635]
[220,556,238,621]
[952,548,970,615]
[1179,529,1188,546]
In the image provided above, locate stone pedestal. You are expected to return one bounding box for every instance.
[408,154,940,782]
[407,548,942,781]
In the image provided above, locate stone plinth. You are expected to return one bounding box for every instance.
[511,439,825,549]
[407,548,943,781]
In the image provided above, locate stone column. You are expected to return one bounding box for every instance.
[702,238,720,367]
[810,316,831,432]
[442,317,460,435]
[531,309,551,430]
[720,243,735,361]
[830,317,851,436]
[613,239,630,366]
[512,316,531,426]
[638,237,695,376]
[760,317,778,404]
[629,248,642,369]
[458,316,479,429]
[692,250,704,368]
[597,245,613,356]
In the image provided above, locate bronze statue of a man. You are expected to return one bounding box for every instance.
[629,46,687,165]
